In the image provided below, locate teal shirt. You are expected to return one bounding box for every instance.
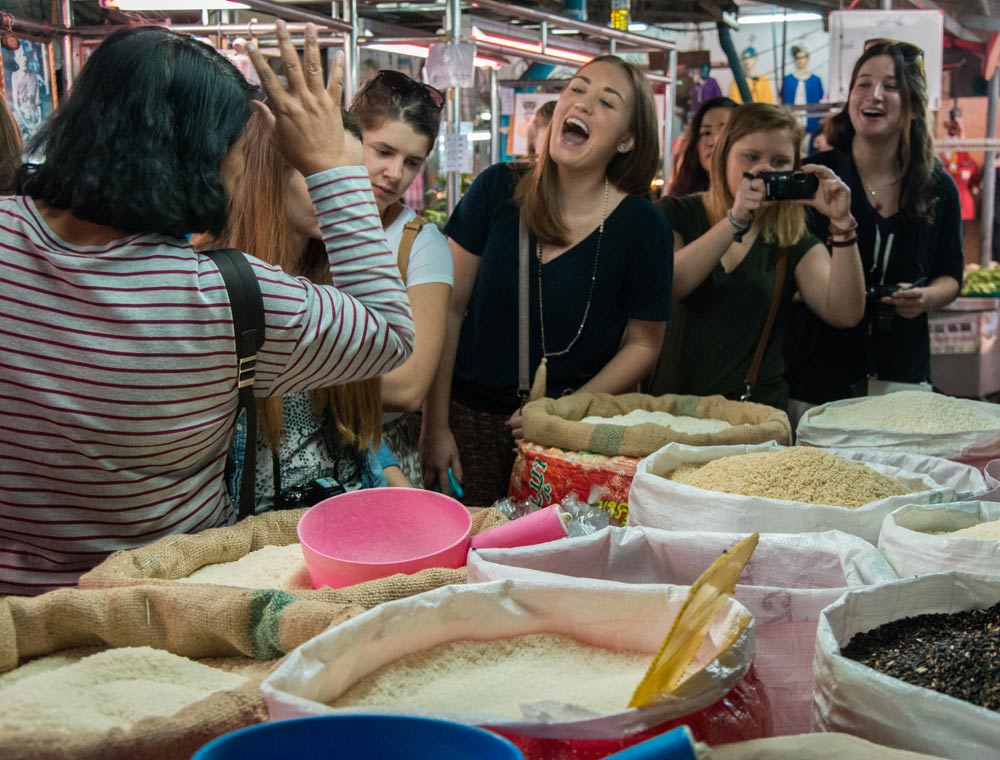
[646,193,819,410]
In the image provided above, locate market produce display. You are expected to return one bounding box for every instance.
[841,604,1000,712]
[805,390,1000,434]
[330,633,657,717]
[0,647,248,737]
[580,409,732,435]
[177,543,312,590]
[666,447,911,508]
[960,264,1000,297]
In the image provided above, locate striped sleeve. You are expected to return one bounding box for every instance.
[252,167,415,397]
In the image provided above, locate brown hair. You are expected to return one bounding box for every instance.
[0,97,23,193]
[202,112,382,451]
[668,96,737,197]
[514,55,660,246]
[705,102,806,248]
[825,41,934,225]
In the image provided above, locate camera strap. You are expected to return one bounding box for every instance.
[205,249,265,521]
[741,246,788,402]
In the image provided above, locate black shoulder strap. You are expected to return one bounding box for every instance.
[205,248,265,520]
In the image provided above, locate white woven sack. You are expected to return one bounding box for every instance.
[878,501,1000,576]
[627,443,986,543]
[813,573,1000,759]
[262,579,754,740]
[467,526,896,737]
[796,394,1000,462]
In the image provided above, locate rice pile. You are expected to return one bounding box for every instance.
[581,409,732,435]
[809,391,1000,434]
[178,543,312,590]
[944,518,1000,539]
[0,647,248,736]
[330,633,653,718]
[667,447,911,508]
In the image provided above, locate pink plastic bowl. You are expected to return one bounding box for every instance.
[297,488,473,589]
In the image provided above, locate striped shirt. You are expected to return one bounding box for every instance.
[0,167,414,594]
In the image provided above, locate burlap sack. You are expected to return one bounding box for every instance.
[78,507,508,607]
[0,583,367,760]
[521,392,791,458]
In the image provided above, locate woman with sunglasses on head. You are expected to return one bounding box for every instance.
[668,96,737,197]
[421,55,673,506]
[784,40,963,412]
[0,24,414,593]
[647,103,865,409]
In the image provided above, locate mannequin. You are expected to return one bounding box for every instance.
[689,62,723,114]
[782,45,824,135]
[728,47,775,104]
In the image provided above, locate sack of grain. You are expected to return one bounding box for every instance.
[877,502,1000,576]
[466,526,896,736]
[0,583,367,760]
[522,392,791,459]
[78,506,507,606]
[627,443,987,544]
[813,573,1000,759]
[796,391,1000,470]
[262,580,772,759]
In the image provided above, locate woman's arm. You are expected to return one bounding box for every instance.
[419,241,480,489]
[381,282,452,413]
[576,319,666,394]
[672,171,766,299]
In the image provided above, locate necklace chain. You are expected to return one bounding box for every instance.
[537,176,609,359]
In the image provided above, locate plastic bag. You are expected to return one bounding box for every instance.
[813,572,1000,759]
[261,580,772,759]
[628,443,986,543]
[878,501,1000,576]
[467,526,896,735]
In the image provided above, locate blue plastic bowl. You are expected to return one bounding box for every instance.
[193,715,524,760]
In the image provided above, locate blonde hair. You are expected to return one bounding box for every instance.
[200,113,382,451]
[705,103,806,249]
[514,55,659,246]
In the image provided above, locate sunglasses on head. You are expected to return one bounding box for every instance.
[864,38,925,76]
[356,70,445,111]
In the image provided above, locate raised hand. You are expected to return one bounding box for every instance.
[732,164,769,226]
[247,22,350,176]
[799,163,852,228]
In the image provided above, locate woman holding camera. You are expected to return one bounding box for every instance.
[784,40,963,407]
[646,103,864,410]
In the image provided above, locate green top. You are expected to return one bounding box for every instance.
[645,193,820,410]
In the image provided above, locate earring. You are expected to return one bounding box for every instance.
[618,143,631,153]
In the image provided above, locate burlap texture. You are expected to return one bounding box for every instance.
[522,392,792,457]
[78,506,508,597]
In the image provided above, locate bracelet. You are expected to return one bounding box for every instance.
[829,236,858,248]
[727,209,753,242]
[828,216,858,237]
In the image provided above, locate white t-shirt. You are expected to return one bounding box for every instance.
[385,205,454,288]
[383,206,453,425]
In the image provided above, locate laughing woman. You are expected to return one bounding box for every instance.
[421,55,674,505]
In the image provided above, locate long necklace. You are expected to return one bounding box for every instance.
[537,176,609,359]
[863,182,884,213]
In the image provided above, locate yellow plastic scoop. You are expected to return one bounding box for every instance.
[628,533,759,709]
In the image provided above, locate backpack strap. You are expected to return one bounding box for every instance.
[397,216,429,284]
[205,249,265,520]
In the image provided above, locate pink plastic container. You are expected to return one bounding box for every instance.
[297,488,472,589]
[470,504,570,550]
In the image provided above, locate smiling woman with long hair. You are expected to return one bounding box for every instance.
[784,40,963,410]
[420,55,674,506]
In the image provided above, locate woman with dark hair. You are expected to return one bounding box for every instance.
[668,96,737,197]
[647,103,864,409]
[0,24,414,593]
[784,40,963,409]
[0,96,22,192]
[421,55,674,505]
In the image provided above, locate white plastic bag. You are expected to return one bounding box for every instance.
[627,443,986,543]
[467,526,897,736]
[813,573,1000,759]
[878,501,1000,576]
[796,394,1000,468]
[262,579,755,740]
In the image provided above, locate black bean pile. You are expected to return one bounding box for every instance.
[842,603,1000,712]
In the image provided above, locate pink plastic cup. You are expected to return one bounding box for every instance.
[297,488,472,589]
[470,504,571,550]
